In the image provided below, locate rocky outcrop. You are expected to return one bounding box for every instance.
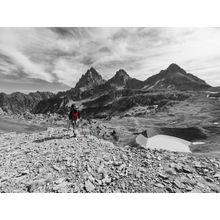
[0,127,220,193]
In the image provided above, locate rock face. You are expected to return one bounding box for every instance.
[0,127,220,193]
[74,67,105,91]
[0,91,55,114]
[108,69,131,87]
[143,63,210,90]
[108,69,145,90]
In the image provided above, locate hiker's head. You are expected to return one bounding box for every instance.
[71,104,76,111]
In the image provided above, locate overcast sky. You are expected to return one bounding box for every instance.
[1,27,220,94]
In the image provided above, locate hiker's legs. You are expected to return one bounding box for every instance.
[72,120,77,136]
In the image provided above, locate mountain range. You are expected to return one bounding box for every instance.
[69,63,210,93]
[0,63,212,115]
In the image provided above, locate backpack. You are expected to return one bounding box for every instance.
[71,111,80,121]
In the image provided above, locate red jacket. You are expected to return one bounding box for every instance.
[69,110,80,121]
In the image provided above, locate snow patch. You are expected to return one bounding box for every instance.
[191,142,205,145]
[147,80,161,90]
[206,91,219,94]
[136,134,191,153]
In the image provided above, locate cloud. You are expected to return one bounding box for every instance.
[0,45,53,81]
[52,57,86,87]
[0,27,220,93]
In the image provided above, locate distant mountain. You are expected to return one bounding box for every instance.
[75,67,105,91]
[143,63,210,90]
[108,69,131,87]
[0,91,54,114]
[108,69,145,89]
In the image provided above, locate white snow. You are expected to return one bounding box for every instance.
[191,142,205,145]
[206,91,219,94]
[136,134,191,153]
[146,80,161,90]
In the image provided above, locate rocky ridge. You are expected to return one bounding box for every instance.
[0,127,220,193]
[143,63,210,90]
[0,91,54,114]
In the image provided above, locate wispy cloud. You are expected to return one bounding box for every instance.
[0,27,220,93]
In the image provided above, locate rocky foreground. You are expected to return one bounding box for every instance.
[0,127,220,193]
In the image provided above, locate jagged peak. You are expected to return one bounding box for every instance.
[115,69,130,77]
[108,69,130,87]
[84,67,101,77]
[166,63,186,73]
[114,69,130,79]
[167,63,181,69]
[74,67,104,90]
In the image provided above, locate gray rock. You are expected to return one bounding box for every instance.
[193,161,202,168]
[208,183,220,192]
[157,156,162,161]
[205,177,214,182]
[113,189,121,193]
[173,179,185,189]
[73,184,80,193]
[214,172,220,179]
[120,154,128,161]
[53,182,68,191]
[85,180,95,192]
[154,183,164,188]
[189,188,202,193]
[102,176,112,185]
[113,161,122,166]
[121,182,126,190]
[197,182,205,188]
[174,164,182,172]
[182,166,193,174]
[158,173,169,179]
[165,168,176,176]
[52,165,61,172]
[185,185,193,191]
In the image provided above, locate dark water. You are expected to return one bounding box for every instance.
[158,127,208,141]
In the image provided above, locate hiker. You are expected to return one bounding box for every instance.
[68,104,81,137]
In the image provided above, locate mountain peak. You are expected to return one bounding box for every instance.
[144,63,210,90]
[166,63,186,74]
[115,69,130,78]
[75,67,105,90]
[108,69,131,87]
[85,67,100,77]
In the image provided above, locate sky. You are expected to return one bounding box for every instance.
[0,27,220,94]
